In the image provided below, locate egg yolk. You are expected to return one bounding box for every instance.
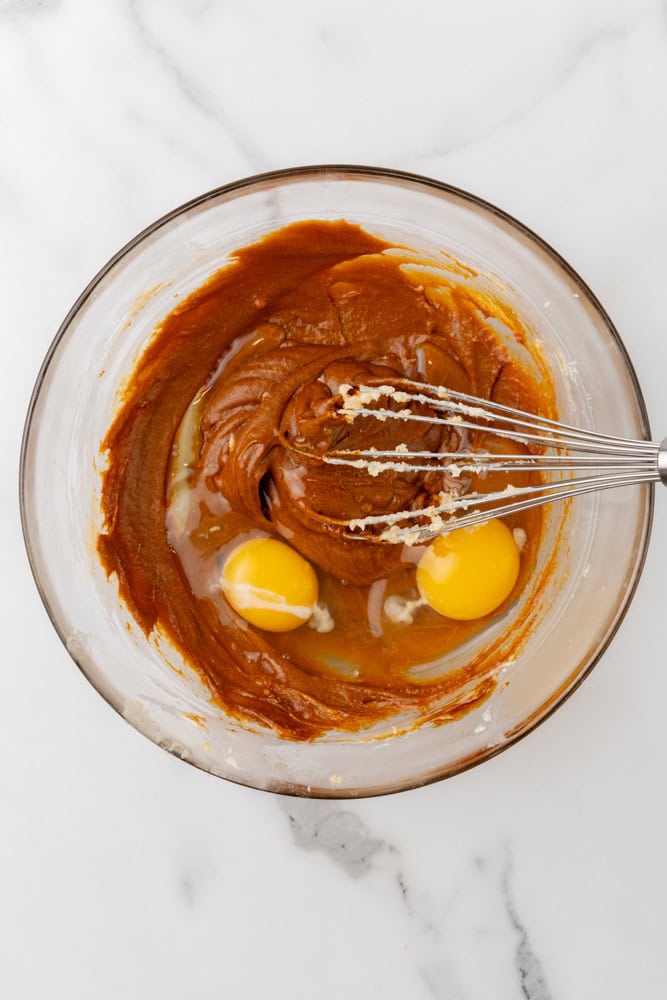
[222,537,318,632]
[416,519,520,621]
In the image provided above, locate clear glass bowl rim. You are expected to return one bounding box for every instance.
[19,164,655,797]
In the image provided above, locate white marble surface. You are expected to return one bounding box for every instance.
[2,0,667,996]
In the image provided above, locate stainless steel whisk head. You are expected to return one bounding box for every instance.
[318,380,667,545]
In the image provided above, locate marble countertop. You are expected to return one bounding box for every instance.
[3,1,667,997]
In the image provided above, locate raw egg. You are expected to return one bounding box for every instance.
[416,519,520,621]
[222,537,318,632]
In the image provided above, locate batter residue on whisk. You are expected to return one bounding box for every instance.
[98,220,556,740]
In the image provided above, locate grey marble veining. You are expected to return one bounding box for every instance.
[281,799,555,999]
[426,5,657,163]
[127,0,268,170]
[283,800,385,877]
[0,0,62,14]
[3,0,667,997]
[502,855,552,1000]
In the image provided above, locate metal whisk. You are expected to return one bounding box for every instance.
[318,380,667,545]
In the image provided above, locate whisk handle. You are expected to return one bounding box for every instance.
[659,439,667,486]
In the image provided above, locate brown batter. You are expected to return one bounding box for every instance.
[98,221,555,740]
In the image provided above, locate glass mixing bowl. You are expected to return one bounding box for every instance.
[20,166,653,797]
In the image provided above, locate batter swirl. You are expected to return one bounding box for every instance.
[98,221,554,739]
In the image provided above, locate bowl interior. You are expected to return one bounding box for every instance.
[21,167,652,796]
